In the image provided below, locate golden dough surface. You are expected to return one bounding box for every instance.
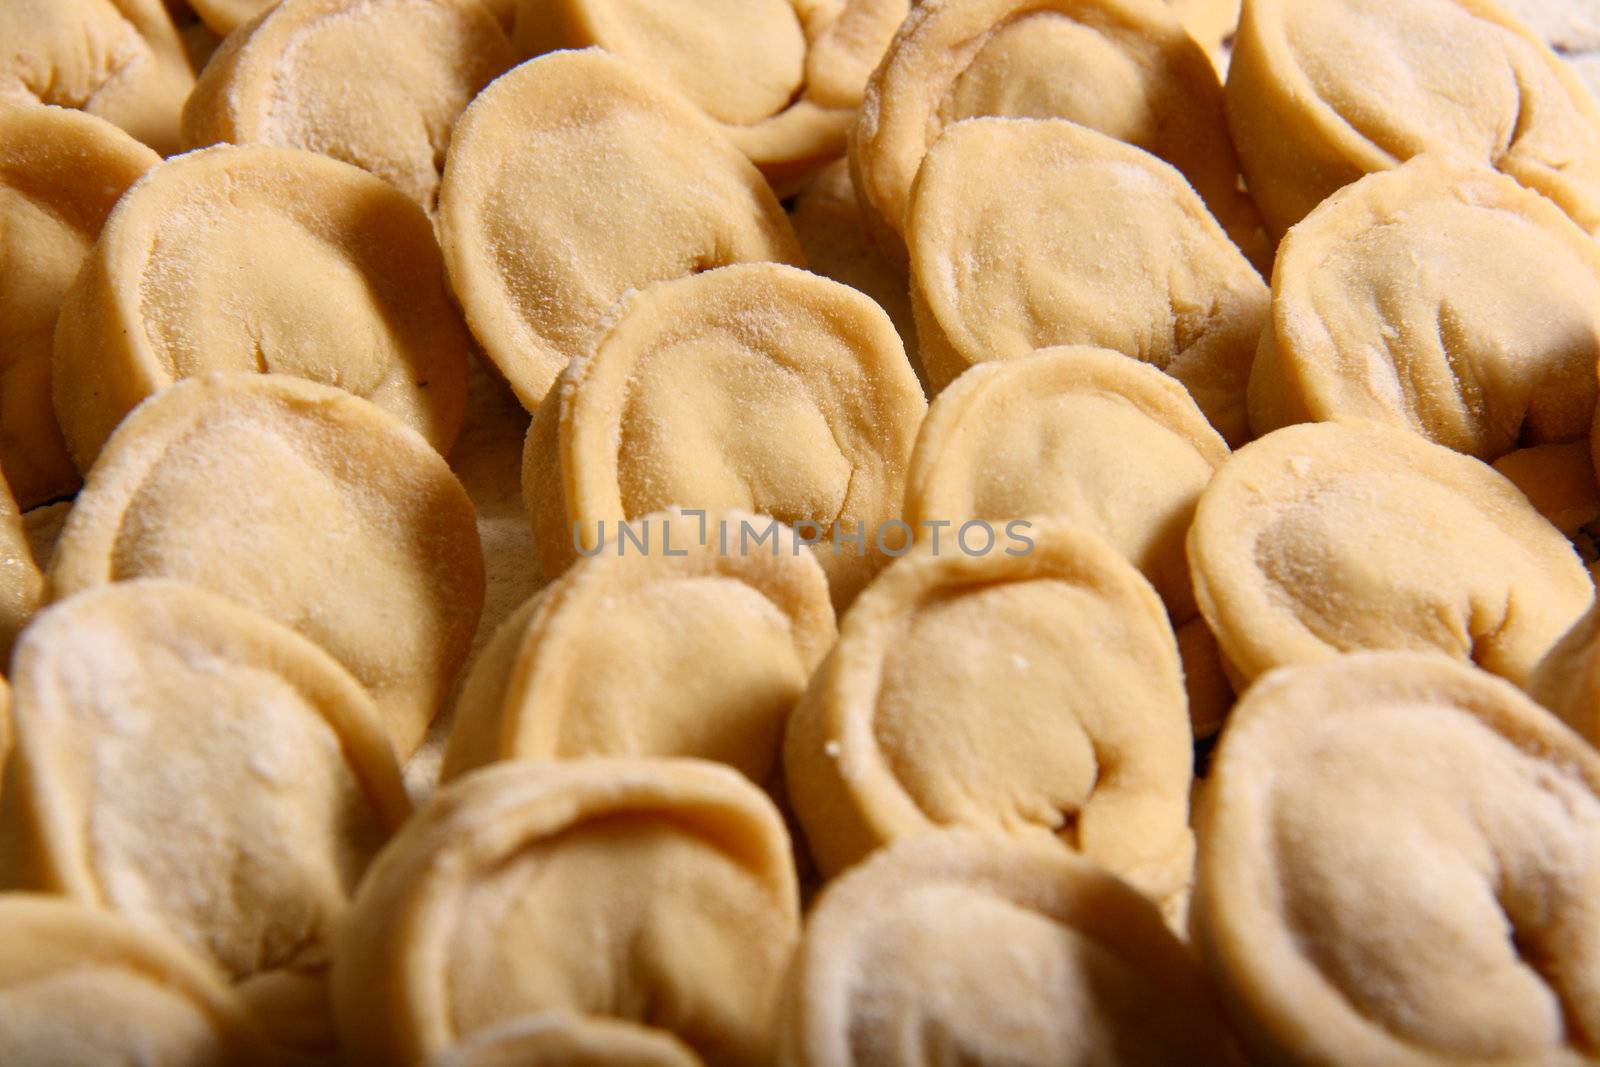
[904,346,1233,733]
[783,519,1194,913]
[0,0,194,154]
[1250,156,1600,458]
[1196,652,1600,1067]
[778,831,1236,1067]
[442,509,836,786]
[0,106,158,508]
[1228,0,1600,235]
[47,373,485,758]
[908,117,1266,443]
[853,0,1260,258]
[523,262,925,608]
[181,0,517,212]
[0,895,273,1067]
[0,580,410,1051]
[333,758,800,1067]
[1189,420,1592,688]
[437,49,803,410]
[53,143,471,470]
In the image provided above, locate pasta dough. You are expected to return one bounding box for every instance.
[47,373,485,757]
[1496,0,1600,99]
[522,263,925,607]
[783,518,1194,913]
[1194,652,1600,1067]
[1494,442,1600,579]
[442,510,836,785]
[53,143,471,470]
[182,0,517,212]
[187,0,272,34]
[332,757,800,1067]
[432,1016,704,1067]
[1527,601,1600,749]
[904,346,1232,733]
[778,831,1236,1067]
[0,106,158,507]
[1227,0,1600,237]
[0,580,411,1052]
[0,0,194,154]
[515,0,901,189]
[853,0,1261,257]
[0,472,42,664]
[1188,420,1592,689]
[437,48,803,410]
[1249,157,1600,459]
[789,160,920,380]
[0,895,272,1067]
[908,117,1267,443]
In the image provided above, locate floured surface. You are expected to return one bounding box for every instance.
[1251,157,1600,459]
[853,0,1261,259]
[783,520,1194,914]
[908,118,1266,444]
[1189,421,1593,687]
[333,759,800,1067]
[441,510,835,787]
[905,347,1233,732]
[779,832,1235,1067]
[53,143,470,469]
[1228,0,1600,234]
[0,582,408,1053]
[48,374,485,757]
[438,49,803,410]
[0,897,271,1067]
[526,263,924,608]
[1196,654,1600,1066]
[0,0,195,154]
[182,0,516,212]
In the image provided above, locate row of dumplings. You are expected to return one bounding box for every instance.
[6,0,1600,1064]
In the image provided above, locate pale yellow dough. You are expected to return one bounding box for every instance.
[904,346,1233,733]
[442,510,836,785]
[853,0,1261,258]
[332,758,801,1067]
[182,0,517,212]
[783,518,1194,912]
[53,143,471,470]
[1169,0,1240,58]
[522,263,926,608]
[1526,601,1600,749]
[1250,157,1600,459]
[1496,0,1600,100]
[0,472,43,665]
[0,106,159,508]
[1227,0,1600,237]
[47,373,486,757]
[1494,442,1600,580]
[908,118,1267,443]
[1194,652,1600,1067]
[0,895,273,1067]
[437,49,804,410]
[515,1,903,188]
[778,831,1236,1067]
[0,581,411,1052]
[789,160,920,380]
[1188,420,1592,689]
[187,0,272,34]
[0,0,194,154]
[431,1016,705,1067]
[20,502,70,577]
